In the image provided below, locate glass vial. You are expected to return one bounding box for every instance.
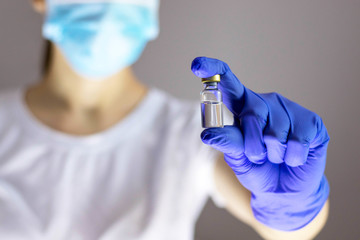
[200,74,224,128]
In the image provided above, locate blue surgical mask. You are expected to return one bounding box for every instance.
[43,0,160,80]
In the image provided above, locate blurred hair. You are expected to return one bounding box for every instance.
[42,39,52,75]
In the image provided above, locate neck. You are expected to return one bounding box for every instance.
[30,43,147,113]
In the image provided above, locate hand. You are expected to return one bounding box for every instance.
[191,56,330,231]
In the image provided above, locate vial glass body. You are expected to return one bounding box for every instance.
[200,82,224,128]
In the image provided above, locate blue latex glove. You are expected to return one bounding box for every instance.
[191,56,330,231]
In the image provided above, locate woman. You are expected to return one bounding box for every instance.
[0,0,330,239]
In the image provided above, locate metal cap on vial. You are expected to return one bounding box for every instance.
[201,74,221,83]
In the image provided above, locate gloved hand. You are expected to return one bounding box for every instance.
[191,56,330,231]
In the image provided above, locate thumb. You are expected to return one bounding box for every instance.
[201,126,244,159]
[201,126,256,175]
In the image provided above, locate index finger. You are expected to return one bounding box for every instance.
[191,56,245,116]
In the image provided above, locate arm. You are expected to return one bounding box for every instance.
[214,154,329,240]
[191,56,330,236]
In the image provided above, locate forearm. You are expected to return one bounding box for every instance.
[251,200,329,240]
[198,56,331,239]
[214,157,329,239]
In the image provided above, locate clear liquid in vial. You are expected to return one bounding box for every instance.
[201,101,224,128]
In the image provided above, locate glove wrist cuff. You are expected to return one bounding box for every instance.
[251,175,329,231]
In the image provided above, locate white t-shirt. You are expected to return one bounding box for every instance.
[0,87,226,240]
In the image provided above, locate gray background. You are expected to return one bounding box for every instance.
[1,0,359,239]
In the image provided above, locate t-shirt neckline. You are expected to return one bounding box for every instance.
[13,85,158,150]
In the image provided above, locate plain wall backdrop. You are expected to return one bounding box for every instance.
[1,1,360,239]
